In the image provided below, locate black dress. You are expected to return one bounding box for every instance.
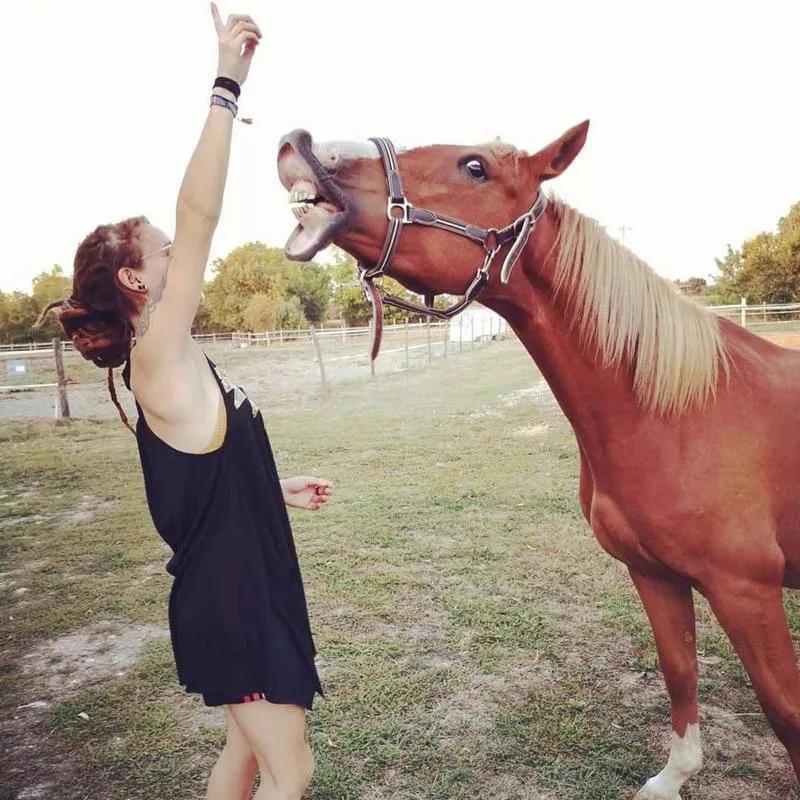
[122,356,323,709]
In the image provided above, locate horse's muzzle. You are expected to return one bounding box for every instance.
[277,129,352,262]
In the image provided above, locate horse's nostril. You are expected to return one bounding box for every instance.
[313,145,339,168]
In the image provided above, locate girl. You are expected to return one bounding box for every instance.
[40,6,328,798]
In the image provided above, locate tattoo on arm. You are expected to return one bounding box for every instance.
[135,265,170,339]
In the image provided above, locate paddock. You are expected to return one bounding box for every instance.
[1,336,796,799]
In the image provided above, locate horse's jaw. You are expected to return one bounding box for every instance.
[277,129,352,262]
[284,189,349,262]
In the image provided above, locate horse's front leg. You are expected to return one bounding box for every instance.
[629,568,702,800]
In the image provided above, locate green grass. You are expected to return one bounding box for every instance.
[1,339,797,799]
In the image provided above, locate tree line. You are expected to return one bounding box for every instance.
[675,201,800,305]
[3,200,798,344]
[0,247,426,344]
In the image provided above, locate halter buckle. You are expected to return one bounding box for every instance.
[483,228,501,256]
[387,197,413,224]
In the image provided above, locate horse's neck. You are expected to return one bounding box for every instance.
[504,294,636,446]
[485,227,641,454]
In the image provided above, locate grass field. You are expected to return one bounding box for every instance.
[1,338,799,799]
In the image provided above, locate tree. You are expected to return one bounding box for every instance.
[204,242,328,331]
[274,296,307,331]
[204,243,287,330]
[0,292,9,341]
[284,261,330,325]
[674,277,707,296]
[775,202,800,292]
[331,256,372,326]
[713,244,744,303]
[0,266,72,344]
[192,296,231,335]
[32,265,71,307]
[284,260,331,327]
[242,293,280,332]
[713,201,800,304]
[328,248,432,326]
[1,292,39,343]
[31,265,72,340]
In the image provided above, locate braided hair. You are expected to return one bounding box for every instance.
[37,216,149,433]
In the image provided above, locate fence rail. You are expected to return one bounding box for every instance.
[2,302,798,358]
[0,315,511,421]
[0,318,510,356]
[705,300,800,329]
[5,302,798,355]
[1,322,455,355]
[4,301,799,422]
[227,321,451,348]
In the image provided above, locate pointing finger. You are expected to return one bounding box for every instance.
[210,2,225,34]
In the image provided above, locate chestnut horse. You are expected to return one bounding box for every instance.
[276,123,800,798]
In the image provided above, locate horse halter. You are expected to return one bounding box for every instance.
[357,136,548,360]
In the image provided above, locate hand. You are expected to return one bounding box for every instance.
[210,3,262,86]
[281,476,333,511]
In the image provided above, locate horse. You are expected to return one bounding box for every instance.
[276,123,800,798]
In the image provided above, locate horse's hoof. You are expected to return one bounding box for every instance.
[633,787,681,800]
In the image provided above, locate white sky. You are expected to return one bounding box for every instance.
[2,0,798,294]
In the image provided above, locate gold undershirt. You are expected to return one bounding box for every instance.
[201,395,227,454]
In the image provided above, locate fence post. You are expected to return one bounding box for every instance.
[309,324,327,390]
[740,297,747,328]
[53,338,70,421]
[405,318,410,370]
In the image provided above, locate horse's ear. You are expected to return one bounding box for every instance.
[531,120,590,181]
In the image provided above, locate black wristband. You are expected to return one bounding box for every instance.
[213,76,241,100]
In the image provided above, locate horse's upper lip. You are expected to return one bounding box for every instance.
[277,129,347,209]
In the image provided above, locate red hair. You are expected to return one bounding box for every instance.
[38,216,149,433]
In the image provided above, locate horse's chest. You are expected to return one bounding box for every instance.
[589,494,671,576]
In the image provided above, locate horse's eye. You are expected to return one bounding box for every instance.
[463,158,487,180]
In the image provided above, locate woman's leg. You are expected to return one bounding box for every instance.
[227,699,314,800]
[205,706,260,800]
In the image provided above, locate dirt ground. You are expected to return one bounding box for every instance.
[759,331,800,349]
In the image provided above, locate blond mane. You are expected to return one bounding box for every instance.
[551,196,729,416]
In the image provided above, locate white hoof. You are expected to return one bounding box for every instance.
[633,723,701,799]
[633,784,680,800]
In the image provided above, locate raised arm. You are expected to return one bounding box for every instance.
[133,3,261,364]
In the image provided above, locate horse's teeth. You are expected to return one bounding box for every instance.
[289,184,320,221]
[289,187,316,205]
[292,203,312,220]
